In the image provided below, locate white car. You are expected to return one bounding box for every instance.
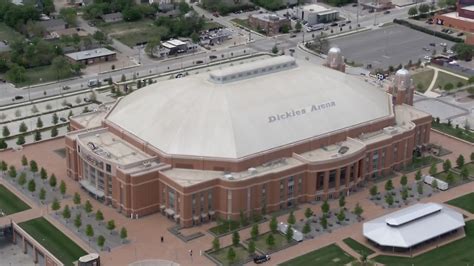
[424,55,432,61]
[447,49,454,54]
[440,43,447,47]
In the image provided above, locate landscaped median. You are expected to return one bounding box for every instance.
[280,243,355,266]
[19,217,87,266]
[0,184,30,215]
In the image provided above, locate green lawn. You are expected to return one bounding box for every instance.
[208,244,250,266]
[98,19,165,47]
[19,218,87,266]
[280,244,355,266]
[431,122,474,143]
[254,232,291,253]
[374,220,474,265]
[433,71,467,91]
[401,156,442,173]
[209,220,242,235]
[12,65,80,87]
[434,170,462,185]
[342,238,375,256]
[0,23,24,42]
[0,184,30,215]
[447,192,474,213]
[412,69,435,92]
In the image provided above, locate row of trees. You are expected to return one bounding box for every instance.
[0,126,61,149]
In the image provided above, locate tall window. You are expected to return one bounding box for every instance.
[169,189,175,210]
[329,170,336,188]
[208,191,213,210]
[317,172,324,191]
[191,194,196,215]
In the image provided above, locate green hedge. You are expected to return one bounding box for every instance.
[393,19,464,43]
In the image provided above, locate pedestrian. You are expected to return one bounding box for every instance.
[189,249,193,257]
[161,236,164,243]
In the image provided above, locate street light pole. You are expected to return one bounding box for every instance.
[356,0,359,27]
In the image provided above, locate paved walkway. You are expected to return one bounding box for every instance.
[0,130,473,266]
[424,67,440,98]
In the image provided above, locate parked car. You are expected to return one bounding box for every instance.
[447,49,454,54]
[330,22,338,27]
[290,34,297,38]
[254,255,270,264]
[209,55,217,60]
[424,55,432,61]
[84,98,91,102]
[457,32,464,36]
[195,60,204,64]
[429,43,436,46]
[62,86,71,90]
[440,43,447,47]
[60,117,67,122]
[175,73,186,78]
[13,95,24,100]
[422,47,430,51]
[383,10,391,14]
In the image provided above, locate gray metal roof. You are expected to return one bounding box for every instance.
[38,19,66,30]
[65,48,116,61]
[363,203,465,248]
[106,56,392,159]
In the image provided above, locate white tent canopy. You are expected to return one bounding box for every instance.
[363,203,465,248]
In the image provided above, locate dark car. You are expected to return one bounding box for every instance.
[383,10,391,14]
[60,117,67,122]
[457,32,464,36]
[195,60,204,64]
[429,43,436,46]
[62,86,71,90]
[330,22,338,27]
[209,55,217,60]
[254,255,270,264]
[14,95,24,100]
[84,98,91,102]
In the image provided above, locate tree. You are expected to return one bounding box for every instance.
[461,166,469,180]
[84,200,93,215]
[287,211,296,225]
[370,185,378,197]
[145,37,161,58]
[432,179,438,190]
[452,43,474,61]
[8,165,17,178]
[385,193,394,206]
[116,227,126,244]
[321,200,330,214]
[97,235,105,250]
[408,6,418,16]
[16,135,25,146]
[52,113,58,125]
[227,247,236,262]
[0,161,7,175]
[446,172,455,184]
[60,180,67,196]
[401,187,408,201]
[415,170,422,182]
[107,220,116,233]
[471,152,474,162]
[266,233,275,249]
[6,64,26,83]
[190,31,200,43]
[27,179,36,192]
[2,126,10,137]
[86,224,94,239]
[418,4,430,14]
[286,225,294,242]
[385,180,394,192]
[63,204,71,220]
[33,130,41,141]
[456,154,465,168]
[93,31,107,45]
[272,45,278,54]
[232,231,240,246]
[0,139,6,149]
[443,159,452,172]
[51,197,61,211]
[269,216,277,233]
[39,188,46,201]
[295,21,302,32]
[251,224,259,240]
[429,163,437,176]
[212,237,220,250]
[36,117,43,128]
[51,126,58,137]
[73,192,81,205]
[239,210,247,226]
[248,239,256,254]
[339,195,346,209]
[320,215,328,229]
[337,209,346,223]
[49,174,57,188]
[74,214,82,230]
[94,210,104,222]
[303,222,311,235]
[400,175,408,187]
[417,181,424,195]
[354,202,364,219]
[19,122,28,133]
[304,207,313,219]
[40,167,47,181]
[29,160,38,174]
[18,172,27,187]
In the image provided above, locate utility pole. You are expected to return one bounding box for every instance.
[356,0,359,27]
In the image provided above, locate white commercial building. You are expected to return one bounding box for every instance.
[363,203,465,250]
[293,4,339,25]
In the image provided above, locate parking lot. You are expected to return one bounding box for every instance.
[331,24,455,70]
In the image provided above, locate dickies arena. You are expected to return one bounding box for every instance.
[65,51,431,227]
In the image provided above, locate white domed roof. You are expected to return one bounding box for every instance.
[328,47,341,54]
[394,68,411,90]
[106,57,392,159]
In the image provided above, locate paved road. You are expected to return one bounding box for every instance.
[331,24,455,70]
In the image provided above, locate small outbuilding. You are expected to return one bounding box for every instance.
[101,12,123,23]
[363,203,465,252]
[65,48,116,65]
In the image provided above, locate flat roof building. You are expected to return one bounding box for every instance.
[65,48,116,65]
[293,4,339,25]
[364,203,465,250]
[65,54,431,227]
[435,0,474,32]
[248,13,290,36]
